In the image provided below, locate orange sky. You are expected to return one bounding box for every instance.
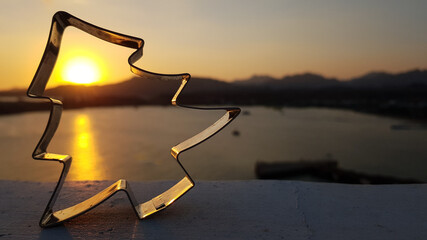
[0,0,426,90]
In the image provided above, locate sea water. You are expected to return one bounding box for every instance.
[0,106,425,182]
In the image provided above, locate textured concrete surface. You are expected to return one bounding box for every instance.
[1,180,427,239]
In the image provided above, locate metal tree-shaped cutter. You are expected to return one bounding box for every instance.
[28,11,240,227]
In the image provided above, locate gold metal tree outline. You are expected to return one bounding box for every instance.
[28,11,240,227]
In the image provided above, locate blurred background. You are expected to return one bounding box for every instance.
[0,0,426,184]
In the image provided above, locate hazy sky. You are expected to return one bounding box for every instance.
[0,0,426,89]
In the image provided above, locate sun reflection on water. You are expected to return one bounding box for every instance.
[69,114,103,180]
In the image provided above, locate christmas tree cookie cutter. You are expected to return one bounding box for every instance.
[28,11,240,227]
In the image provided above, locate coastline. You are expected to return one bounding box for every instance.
[1,99,426,122]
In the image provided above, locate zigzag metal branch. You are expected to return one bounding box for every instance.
[28,11,240,227]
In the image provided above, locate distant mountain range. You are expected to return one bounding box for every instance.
[1,69,426,119]
[2,69,426,97]
[234,69,427,89]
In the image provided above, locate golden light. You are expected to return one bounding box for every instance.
[62,56,101,85]
[69,114,104,180]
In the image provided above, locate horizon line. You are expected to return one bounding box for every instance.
[2,68,425,92]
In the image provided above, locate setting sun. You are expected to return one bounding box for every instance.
[62,57,101,85]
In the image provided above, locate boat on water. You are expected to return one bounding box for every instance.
[255,159,422,184]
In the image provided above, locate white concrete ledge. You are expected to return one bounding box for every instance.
[1,180,427,239]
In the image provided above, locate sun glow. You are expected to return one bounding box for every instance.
[62,57,101,85]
